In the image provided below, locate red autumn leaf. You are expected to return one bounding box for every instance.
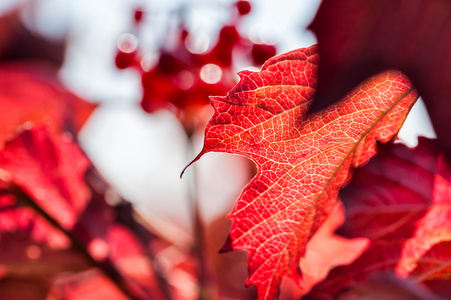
[0,127,173,300]
[308,0,451,158]
[412,242,451,297]
[0,126,90,232]
[0,127,93,296]
[0,277,51,300]
[0,232,89,275]
[50,270,130,300]
[0,62,96,147]
[305,138,451,299]
[186,45,418,299]
[0,231,92,300]
[57,177,173,300]
[0,126,90,249]
[53,222,172,300]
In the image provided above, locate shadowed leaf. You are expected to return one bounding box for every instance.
[305,138,451,299]
[309,0,451,158]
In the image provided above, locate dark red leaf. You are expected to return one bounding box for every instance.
[335,273,444,300]
[305,138,451,299]
[308,0,451,158]
[0,277,51,300]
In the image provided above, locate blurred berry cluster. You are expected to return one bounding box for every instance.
[114,0,276,133]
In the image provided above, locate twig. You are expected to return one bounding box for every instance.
[11,187,142,300]
[184,135,215,300]
[86,167,174,300]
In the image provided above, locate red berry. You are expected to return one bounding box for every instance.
[134,9,144,23]
[157,53,180,74]
[218,26,240,46]
[251,44,276,65]
[180,29,189,43]
[141,71,174,112]
[115,50,135,69]
[236,1,251,15]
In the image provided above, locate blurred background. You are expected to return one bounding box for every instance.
[0,0,436,237]
[0,0,437,299]
[0,0,322,232]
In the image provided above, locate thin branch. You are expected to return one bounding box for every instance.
[11,187,142,300]
[185,135,215,300]
[86,167,174,300]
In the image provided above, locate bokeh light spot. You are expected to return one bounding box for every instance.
[200,64,222,84]
[26,245,42,260]
[249,24,281,45]
[140,53,159,71]
[185,32,210,54]
[177,71,195,90]
[88,238,110,260]
[117,33,138,53]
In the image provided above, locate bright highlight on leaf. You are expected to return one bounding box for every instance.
[0,126,90,245]
[0,63,95,148]
[186,45,418,299]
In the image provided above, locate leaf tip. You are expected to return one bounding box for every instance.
[180,150,206,179]
[180,161,192,179]
[179,167,187,179]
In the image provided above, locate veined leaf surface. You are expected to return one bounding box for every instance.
[305,138,451,299]
[187,45,418,299]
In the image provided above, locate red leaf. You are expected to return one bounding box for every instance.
[412,242,451,284]
[186,45,417,299]
[0,127,172,299]
[308,0,451,158]
[0,126,90,248]
[305,138,451,299]
[0,277,51,300]
[333,273,444,300]
[0,232,90,276]
[0,63,96,147]
[51,270,129,300]
[0,127,90,230]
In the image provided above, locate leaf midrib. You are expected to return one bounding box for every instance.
[260,87,417,299]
